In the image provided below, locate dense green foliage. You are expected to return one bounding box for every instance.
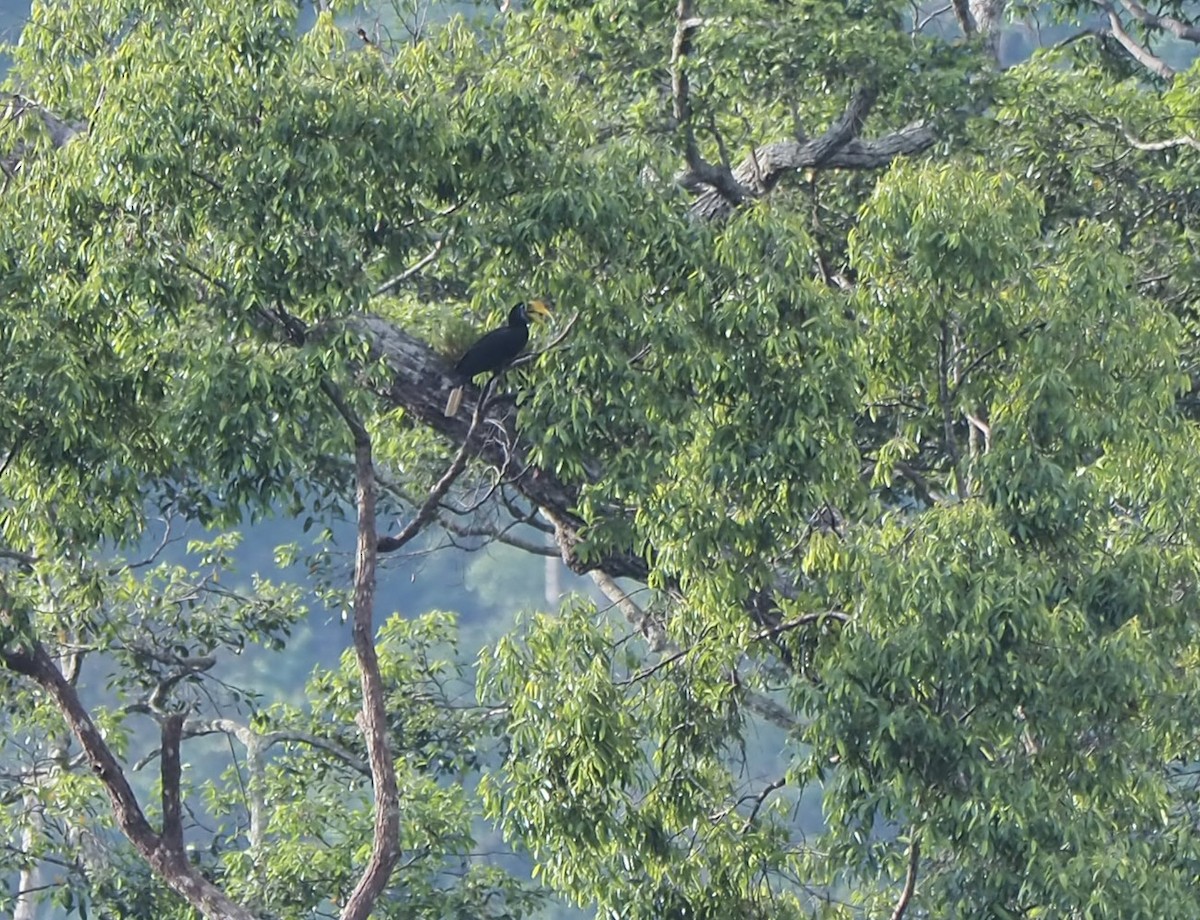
[2,0,1200,917]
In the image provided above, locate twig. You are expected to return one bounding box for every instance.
[915,3,954,33]
[377,386,490,554]
[438,517,561,557]
[373,237,447,296]
[620,635,703,683]
[511,311,580,368]
[184,718,371,776]
[751,611,850,642]
[740,777,786,833]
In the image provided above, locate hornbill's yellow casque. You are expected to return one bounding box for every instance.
[443,299,553,417]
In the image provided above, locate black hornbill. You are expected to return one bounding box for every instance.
[443,299,553,417]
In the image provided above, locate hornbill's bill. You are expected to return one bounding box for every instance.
[443,299,553,417]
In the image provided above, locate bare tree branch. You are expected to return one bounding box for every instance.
[332,395,401,920]
[184,718,371,777]
[890,831,922,920]
[1095,0,1176,79]
[591,570,669,653]
[374,236,446,296]
[916,4,955,33]
[739,776,786,833]
[0,642,259,920]
[751,610,850,642]
[438,517,562,557]
[671,0,752,207]
[377,389,489,555]
[1122,122,1200,152]
[1114,0,1200,43]
[689,92,934,222]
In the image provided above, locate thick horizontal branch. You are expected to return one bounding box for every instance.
[689,112,935,221]
[1122,122,1200,152]
[346,314,650,580]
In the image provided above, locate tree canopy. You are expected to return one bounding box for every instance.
[3,0,1200,917]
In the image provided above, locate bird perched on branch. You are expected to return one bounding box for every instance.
[443,299,553,417]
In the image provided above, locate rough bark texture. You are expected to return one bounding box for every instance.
[969,0,1006,60]
[351,314,650,580]
[686,101,935,220]
[338,433,401,920]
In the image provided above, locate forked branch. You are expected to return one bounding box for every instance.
[319,381,401,920]
[0,642,258,920]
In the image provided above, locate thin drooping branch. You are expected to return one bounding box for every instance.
[591,569,669,653]
[439,517,561,557]
[890,831,922,920]
[184,718,371,777]
[915,4,955,34]
[738,777,786,833]
[374,236,446,296]
[751,610,851,641]
[377,390,489,555]
[327,386,401,920]
[0,643,259,920]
